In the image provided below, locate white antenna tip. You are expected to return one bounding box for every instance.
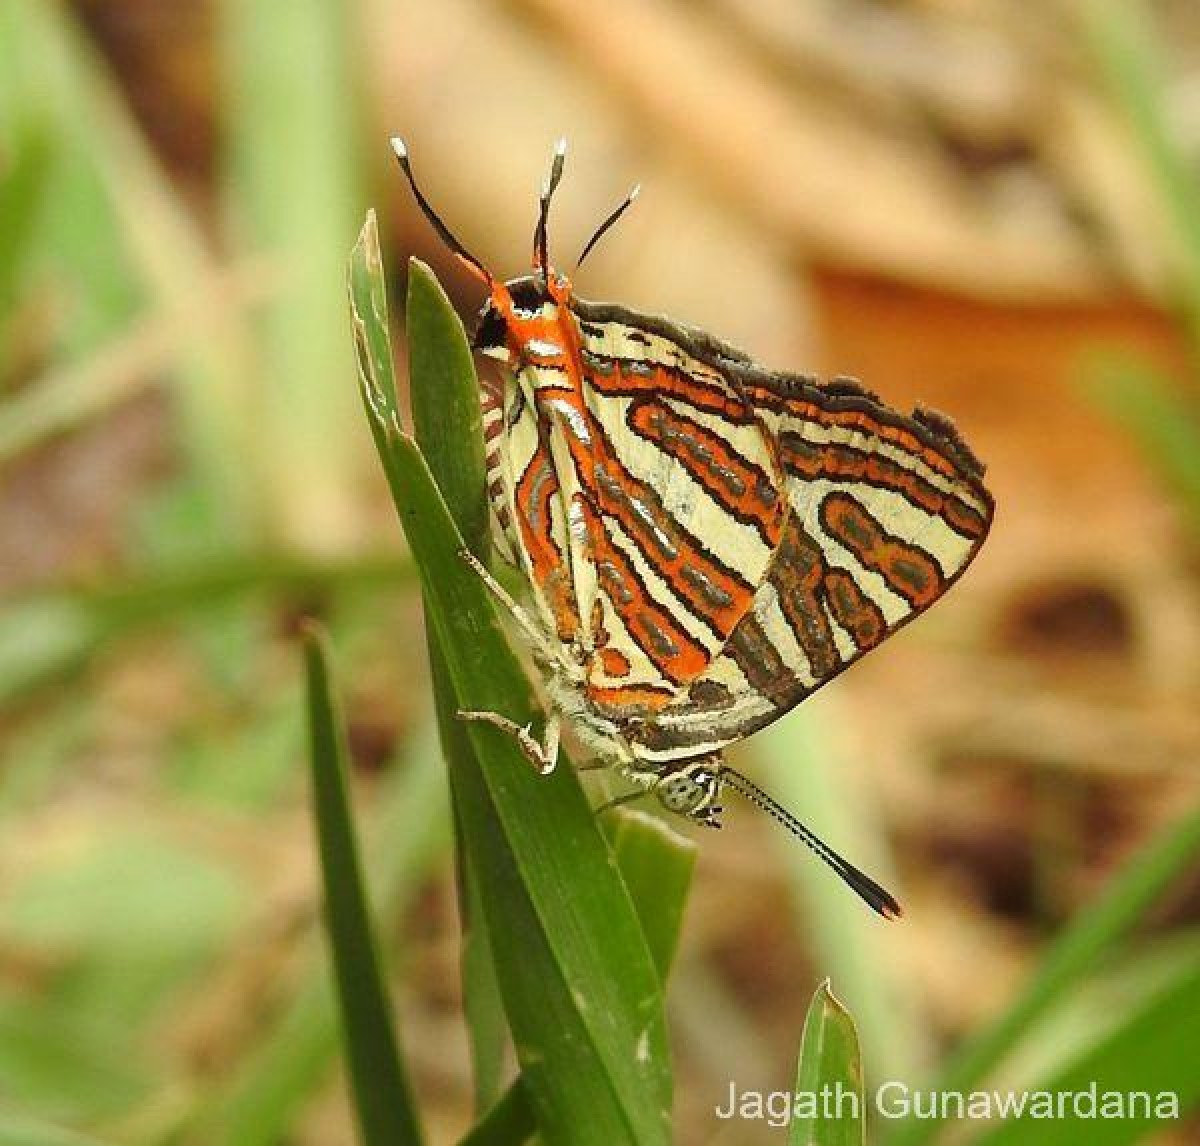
[389,137,408,160]
[629,183,641,200]
[554,137,568,156]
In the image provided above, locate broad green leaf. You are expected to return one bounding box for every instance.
[970,961,1200,1146]
[349,214,671,1145]
[789,981,865,1146]
[303,625,423,1146]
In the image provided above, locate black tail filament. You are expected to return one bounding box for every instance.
[721,767,903,920]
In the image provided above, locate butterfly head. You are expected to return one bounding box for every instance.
[390,137,640,356]
[472,276,557,364]
[654,757,725,829]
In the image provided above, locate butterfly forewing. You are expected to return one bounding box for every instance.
[568,305,788,711]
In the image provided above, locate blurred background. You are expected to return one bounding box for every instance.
[2,1,1199,1143]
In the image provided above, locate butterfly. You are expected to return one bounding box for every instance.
[392,139,994,917]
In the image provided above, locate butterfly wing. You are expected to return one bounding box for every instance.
[567,301,789,711]
[479,361,586,649]
[632,370,994,762]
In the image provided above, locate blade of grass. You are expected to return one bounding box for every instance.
[220,0,364,548]
[1076,0,1200,347]
[302,624,423,1146]
[407,259,509,1113]
[789,980,865,1146]
[605,810,697,980]
[349,214,671,1145]
[754,707,927,1085]
[1079,352,1200,526]
[0,1109,108,1146]
[169,718,447,1146]
[0,552,410,706]
[456,810,697,1146]
[969,960,1200,1146]
[0,261,269,464]
[889,801,1200,1146]
[437,655,512,1114]
[458,1080,536,1146]
[2,0,260,537]
[0,120,52,357]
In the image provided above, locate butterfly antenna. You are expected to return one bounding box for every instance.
[720,766,903,920]
[390,138,492,286]
[577,184,640,269]
[533,138,568,277]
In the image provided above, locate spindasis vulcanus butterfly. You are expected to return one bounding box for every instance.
[391,138,994,918]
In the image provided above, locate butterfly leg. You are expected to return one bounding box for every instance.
[459,549,560,666]
[457,709,561,776]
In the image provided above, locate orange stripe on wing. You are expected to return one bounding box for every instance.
[514,441,581,641]
[818,491,943,608]
[750,386,969,485]
[783,434,987,539]
[583,499,711,686]
[591,458,755,642]
[626,400,785,547]
[584,358,754,424]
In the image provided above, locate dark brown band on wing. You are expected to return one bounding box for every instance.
[626,399,784,547]
[782,433,988,540]
[768,519,841,680]
[818,491,943,609]
[823,567,886,652]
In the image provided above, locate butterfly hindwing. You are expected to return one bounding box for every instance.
[630,370,993,761]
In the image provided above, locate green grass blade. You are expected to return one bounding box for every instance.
[0,1110,108,1146]
[302,625,424,1146]
[407,259,510,1112]
[437,654,512,1114]
[1079,352,1200,526]
[889,802,1200,1146]
[406,259,490,548]
[969,961,1200,1146]
[220,0,364,547]
[459,1080,536,1146]
[0,120,52,350]
[1076,0,1200,346]
[458,810,695,1144]
[168,719,447,1146]
[789,981,865,1146]
[349,213,671,1145]
[755,710,926,1085]
[0,553,410,706]
[606,810,697,980]
[3,1,259,537]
